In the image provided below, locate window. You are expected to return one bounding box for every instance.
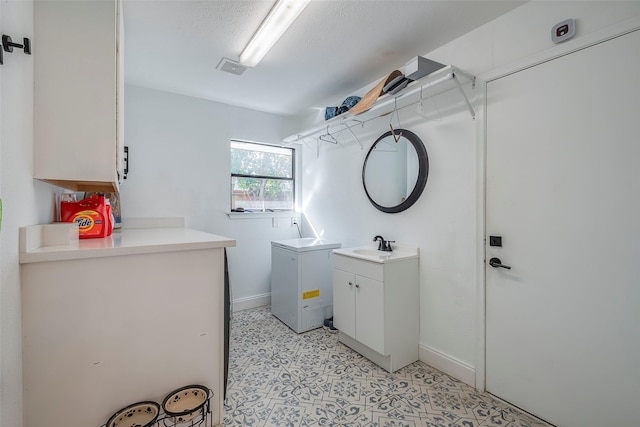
[230,140,295,212]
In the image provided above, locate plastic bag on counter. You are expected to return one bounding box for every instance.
[60,194,113,239]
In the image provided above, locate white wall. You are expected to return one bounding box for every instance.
[0,1,58,426]
[300,94,477,369]
[298,0,640,384]
[121,85,301,309]
[9,4,637,426]
[121,1,640,389]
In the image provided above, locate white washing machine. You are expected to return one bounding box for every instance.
[271,238,341,333]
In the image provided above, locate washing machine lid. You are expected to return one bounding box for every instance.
[271,238,341,252]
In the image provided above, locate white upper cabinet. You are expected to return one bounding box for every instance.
[34,0,125,192]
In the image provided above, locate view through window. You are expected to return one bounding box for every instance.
[230,140,295,212]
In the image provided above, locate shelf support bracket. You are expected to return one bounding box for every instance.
[452,74,476,119]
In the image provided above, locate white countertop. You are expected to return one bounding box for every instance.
[19,225,236,264]
[332,244,419,264]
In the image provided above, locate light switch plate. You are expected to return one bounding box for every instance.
[552,19,576,44]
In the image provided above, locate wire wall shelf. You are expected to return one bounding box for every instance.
[283,65,476,151]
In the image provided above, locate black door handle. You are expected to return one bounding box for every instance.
[489,257,511,269]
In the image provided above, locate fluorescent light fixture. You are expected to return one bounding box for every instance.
[239,0,311,68]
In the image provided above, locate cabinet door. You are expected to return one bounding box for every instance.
[333,268,355,338]
[355,275,385,355]
[34,0,119,191]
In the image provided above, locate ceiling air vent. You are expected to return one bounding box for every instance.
[216,58,249,76]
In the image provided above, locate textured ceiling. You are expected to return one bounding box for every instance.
[124,0,525,116]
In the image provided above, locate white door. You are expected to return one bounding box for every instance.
[486,30,640,426]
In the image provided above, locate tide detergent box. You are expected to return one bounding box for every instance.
[60,195,113,239]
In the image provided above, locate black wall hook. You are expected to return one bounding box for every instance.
[0,34,31,65]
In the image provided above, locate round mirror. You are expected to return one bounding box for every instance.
[362,129,429,213]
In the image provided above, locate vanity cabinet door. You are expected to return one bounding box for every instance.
[354,275,385,354]
[333,268,356,338]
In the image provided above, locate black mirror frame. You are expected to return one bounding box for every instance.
[362,129,429,213]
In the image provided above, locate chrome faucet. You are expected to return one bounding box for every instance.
[373,235,394,252]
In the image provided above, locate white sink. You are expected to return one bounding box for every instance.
[333,245,419,263]
[352,248,385,257]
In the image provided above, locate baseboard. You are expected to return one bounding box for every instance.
[419,344,476,388]
[232,293,270,312]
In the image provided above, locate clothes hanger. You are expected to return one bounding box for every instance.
[342,123,363,149]
[318,125,338,144]
[389,98,403,143]
[416,83,442,121]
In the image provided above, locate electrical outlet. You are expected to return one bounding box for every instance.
[291,217,298,227]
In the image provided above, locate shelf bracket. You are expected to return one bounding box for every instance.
[452,73,476,119]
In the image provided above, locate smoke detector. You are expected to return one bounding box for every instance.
[216,58,249,76]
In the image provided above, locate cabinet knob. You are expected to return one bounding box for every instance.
[355,284,360,288]
[348,281,353,286]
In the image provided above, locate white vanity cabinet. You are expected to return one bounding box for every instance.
[332,251,419,372]
[34,0,125,192]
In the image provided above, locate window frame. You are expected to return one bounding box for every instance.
[229,139,296,214]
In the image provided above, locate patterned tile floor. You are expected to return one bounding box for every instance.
[223,307,550,427]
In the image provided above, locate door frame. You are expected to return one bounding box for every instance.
[475,15,640,391]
